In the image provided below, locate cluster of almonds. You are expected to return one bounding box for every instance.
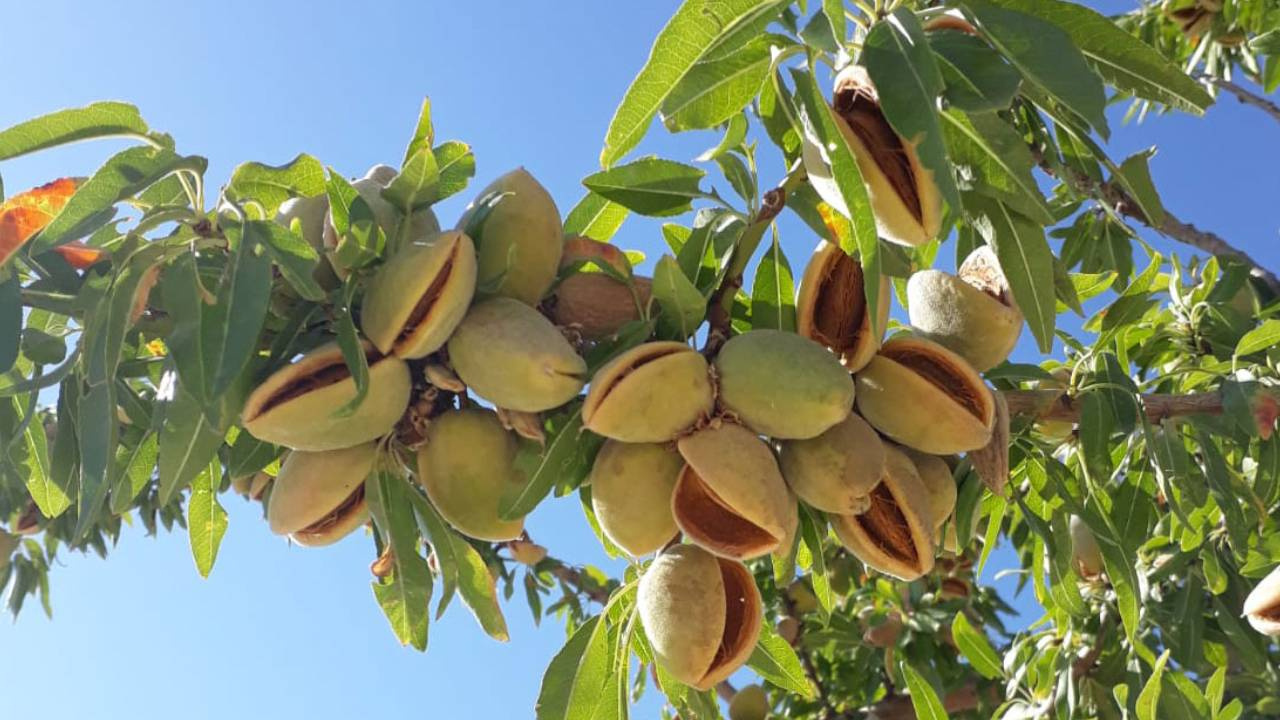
[237,164,574,546]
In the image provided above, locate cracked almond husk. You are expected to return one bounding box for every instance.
[830,445,936,581]
[583,341,714,442]
[674,422,797,560]
[589,440,682,556]
[423,362,466,393]
[900,446,956,536]
[970,388,1010,496]
[496,407,546,445]
[551,272,652,340]
[448,297,587,412]
[1244,565,1280,637]
[796,241,890,373]
[805,65,943,247]
[362,230,477,359]
[907,246,1023,371]
[714,329,855,440]
[637,544,762,691]
[417,409,526,542]
[267,443,375,547]
[778,412,885,515]
[242,341,411,451]
[855,335,994,454]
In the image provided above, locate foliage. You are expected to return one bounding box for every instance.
[1,1,1279,719]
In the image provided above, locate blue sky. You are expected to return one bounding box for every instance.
[1,2,1278,719]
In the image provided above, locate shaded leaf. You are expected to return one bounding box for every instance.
[929,30,1021,112]
[965,194,1055,351]
[652,255,706,339]
[750,233,796,331]
[583,158,706,217]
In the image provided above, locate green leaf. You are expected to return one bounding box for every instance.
[432,141,475,202]
[965,194,1055,351]
[34,146,207,252]
[652,255,706,340]
[21,403,68,518]
[965,0,1109,138]
[187,458,228,578]
[750,233,796,331]
[986,0,1212,114]
[564,192,630,242]
[158,382,224,506]
[503,406,598,519]
[75,380,116,540]
[383,146,439,212]
[0,275,18,374]
[929,30,1021,112]
[82,244,169,387]
[940,110,1052,224]
[226,153,326,214]
[366,470,432,651]
[0,102,149,161]
[1236,319,1280,357]
[412,493,508,640]
[111,430,159,514]
[1116,150,1165,226]
[582,158,706,217]
[536,615,611,720]
[697,113,749,161]
[900,662,949,720]
[951,613,1002,679]
[203,223,272,400]
[402,98,434,163]
[1136,650,1170,720]
[791,63,880,328]
[333,281,370,417]
[1205,666,1226,718]
[748,622,816,698]
[600,0,788,165]
[661,34,775,131]
[258,220,325,301]
[863,8,960,212]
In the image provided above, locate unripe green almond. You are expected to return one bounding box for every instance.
[779,413,885,515]
[900,447,956,534]
[1244,565,1280,637]
[796,242,890,373]
[361,230,477,358]
[448,297,587,412]
[906,259,1022,372]
[242,342,411,451]
[267,442,375,547]
[276,194,329,251]
[715,330,855,439]
[637,544,762,691]
[417,409,526,542]
[830,445,936,581]
[323,166,441,257]
[583,342,714,442]
[589,441,682,556]
[456,168,563,305]
[728,684,770,720]
[674,423,796,560]
[855,336,994,454]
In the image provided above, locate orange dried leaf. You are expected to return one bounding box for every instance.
[0,178,82,266]
[52,241,107,269]
[561,235,632,278]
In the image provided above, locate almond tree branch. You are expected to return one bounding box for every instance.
[1001,388,1230,422]
[1198,74,1280,126]
[1032,144,1280,296]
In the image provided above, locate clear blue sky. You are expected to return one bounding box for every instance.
[1,2,1277,719]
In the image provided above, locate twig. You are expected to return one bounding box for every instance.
[1198,74,1280,126]
[1001,388,1231,423]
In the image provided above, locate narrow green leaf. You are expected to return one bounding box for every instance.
[750,233,796,331]
[987,0,1212,113]
[583,158,706,217]
[1236,319,1280,357]
[158,382,224,506]
[383,146,439,212]
[652,255,706,340]
[748,622,816,698]
[203,223,272,399]
[432,141,475,202]
[227,153,326,214]
[1116,150,1165,226]
[187,458,228,578]
[34,146,207,252]
[564,192,630,241]
[412,493,508,640]
[333,281,370,417]
[941,110,1052,224]
[258,220,325,301]
[965,0,1109,138]
[966,195,1055,351]
[697,113,750,161]
[0,102,149,161]
[600,0,788,165]
[75,381,116,540]
[864,9,960,212]
[661,35,774,131]
[403,98,434,163]
[1205,666,1226,718]
[951,613,1002,679]
[900,662,949,720]
[929,30,1022,112]
[504,406,597,519]
[536,615,611,720]
[367,470,432,651]
[1136,650,1170,720]
[21,402,68,518]
[0,276,19,374]
[111,431,159,514]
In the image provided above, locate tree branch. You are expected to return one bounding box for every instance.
[1198,74,1280,126]
[1001,388,1229,422]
